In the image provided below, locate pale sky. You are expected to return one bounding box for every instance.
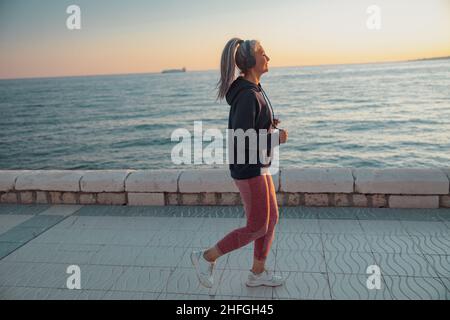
[0,0,449,79]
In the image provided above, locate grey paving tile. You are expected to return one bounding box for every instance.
[359,220,409,235]
[55,216,171,231]
[160,217,206,231]
[79,264,126,291]
[409,235,450,255]
[146,229,194,248]
[214,269,273,299]
[39,205,83,217]
[436,210,450,222]
[393,209,443,222]
[0,226,49,243]
[272,271,331,300]
[193,206,243,218]
[102,290,158,300]
[0,261,66,288]
[322,234,371,252]
[134,206,243,218]
[355,208,398,221]
[3,242,100,265]
[277,219,321,234]
[329,273,392,300]
[423,255,450,278]
[0,204,51,216]
[33,228,117,245]
[111,266,170,293]
[324,251,377,274]
[72,228,118,245]
[198,218,246,233]
[440,277,450,292]
[67,289,108,300]
[215,295,271,300]
[317,207,359,220]
[0,262,124,292]
[11,288,108,300]
[0,242,22,260]
[126,206,191,217]
[2,263,123,291]
[281,207,320,220]
[50,216,84,229]
[74,205,243,218]
[0,215,34,234]
[190,230,227,249]
[74,205,141,217]
[165,267,219,296]
[135,247,187,268]
[42,288,87,300]
[49,216,103,229]
[158,293,217,300]
[373,253,438,277]
[128,217,190,230]
[89,245,144,266]
[366,235,422,254]
[181,206,244,218]
[274,233,323,252]
[17,215,65,228]
[55,243,103,252]
[0,261,33,286]
[319,219,365,234]
[445,221,450,230]
[30,228,81,244]
[400,221,449,236]
[1,204,449,300]
[384,275,448,300]
[109,229,153,246]
[0,286,55,300]
[58,253,98,268]
[275,249,326,273]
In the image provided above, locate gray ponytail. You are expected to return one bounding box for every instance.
[216,38,259,101]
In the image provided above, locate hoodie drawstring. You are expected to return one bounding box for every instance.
[259,85,277,129]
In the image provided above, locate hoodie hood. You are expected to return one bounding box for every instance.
[225,76,261,106]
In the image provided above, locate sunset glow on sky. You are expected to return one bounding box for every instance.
[1,0,449,79]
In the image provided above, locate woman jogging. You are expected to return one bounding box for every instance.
[191,38,288,288]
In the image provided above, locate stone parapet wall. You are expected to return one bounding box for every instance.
[0,168,449,209]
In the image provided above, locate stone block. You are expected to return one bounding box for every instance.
[281,167,353,193]
[125,170,179,192]
[354,168,448,195]
[128,193,165,206]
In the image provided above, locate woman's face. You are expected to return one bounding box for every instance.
[253,45,270,74]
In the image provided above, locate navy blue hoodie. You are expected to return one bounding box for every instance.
[226,76,278,180]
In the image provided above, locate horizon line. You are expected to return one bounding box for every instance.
[1,55,449,82]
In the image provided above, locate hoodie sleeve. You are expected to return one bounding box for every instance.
[230,91,259,132]
[231,91,279,159]
[259,129,280,160]
[265,131,278,156]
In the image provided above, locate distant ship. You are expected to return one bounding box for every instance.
[161,67,186,74]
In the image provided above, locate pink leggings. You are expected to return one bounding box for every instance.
[215,173,279,261]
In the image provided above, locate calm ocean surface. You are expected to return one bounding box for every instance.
[1,59,449,170]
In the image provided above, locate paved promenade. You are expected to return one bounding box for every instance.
[0,204,449,300]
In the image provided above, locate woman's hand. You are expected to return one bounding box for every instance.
[279,128,288,144]
[273,118,281,127]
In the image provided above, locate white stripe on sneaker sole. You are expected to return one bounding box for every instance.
[245,281,284,287]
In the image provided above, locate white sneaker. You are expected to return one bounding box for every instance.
[191,250,215,288]
[246,270,285,287]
